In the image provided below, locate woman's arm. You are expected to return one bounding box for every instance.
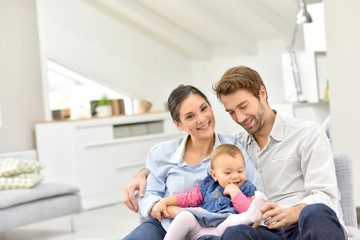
[136,144,175,218]
[123,168,148,212]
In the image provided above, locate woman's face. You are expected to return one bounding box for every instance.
[174,94,215,140]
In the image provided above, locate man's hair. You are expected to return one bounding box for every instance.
[213,66,268,102]
[211,144,244,169]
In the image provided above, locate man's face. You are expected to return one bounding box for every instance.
[220,88,266,135]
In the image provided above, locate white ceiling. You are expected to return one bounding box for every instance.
[89,0,321,59]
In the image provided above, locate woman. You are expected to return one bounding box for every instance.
[123,85,260,240]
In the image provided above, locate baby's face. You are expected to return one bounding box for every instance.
[211,153,246,189]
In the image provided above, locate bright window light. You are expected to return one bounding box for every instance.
[46,60,134,119]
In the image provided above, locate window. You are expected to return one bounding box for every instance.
[46,60,135,119]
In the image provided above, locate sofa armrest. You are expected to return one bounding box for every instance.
[334,153,357,228]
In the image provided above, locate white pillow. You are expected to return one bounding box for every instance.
[0,157,45,177]
[0,173,44,189]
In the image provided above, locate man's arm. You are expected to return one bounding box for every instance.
[299,126,338,209]
[261,202,307,229]
[123,168,148,212]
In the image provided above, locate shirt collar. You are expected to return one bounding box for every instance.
[270,111,285,142]
[169,132,221,165]
[245,110,285,145]
[169,135,188,164]
[246,133,253,145]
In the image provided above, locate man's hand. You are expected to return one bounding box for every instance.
[261,202,306,229]
[123,168,147,212]
[150,199,170,222]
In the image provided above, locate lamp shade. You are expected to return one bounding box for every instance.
[296,0,312,24]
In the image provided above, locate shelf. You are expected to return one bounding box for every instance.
[74,111,170,129]
[292,100,329,108]
[83,132,180,149]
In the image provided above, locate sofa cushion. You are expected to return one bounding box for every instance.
[0,193,81,231]
[0,173,44,189]
[0,183,80,210]
[0,157,45,177]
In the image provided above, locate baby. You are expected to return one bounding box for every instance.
[151,144,267,240]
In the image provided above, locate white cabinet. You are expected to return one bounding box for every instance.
[35,112,181,209]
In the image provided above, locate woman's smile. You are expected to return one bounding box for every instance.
[198,121,211,131]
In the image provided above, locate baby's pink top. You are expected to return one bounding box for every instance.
[176,186,253,213]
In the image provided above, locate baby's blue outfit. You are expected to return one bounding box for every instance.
[184,175,256,227]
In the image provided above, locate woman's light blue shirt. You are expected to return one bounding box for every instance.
[137,132,260,231]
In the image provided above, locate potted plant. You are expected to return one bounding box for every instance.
[96,95,112,117]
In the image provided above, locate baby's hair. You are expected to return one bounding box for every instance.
[211,144,244,169]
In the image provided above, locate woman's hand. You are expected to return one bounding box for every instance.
[150,199,170,222]
[123,168,147,212]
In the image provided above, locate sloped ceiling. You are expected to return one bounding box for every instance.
[87,0,321,59]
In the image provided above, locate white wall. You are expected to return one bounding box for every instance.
[0,0,44,153]
[0,1,336,152]
[35,0,288,132]
[36,0,288,130]
[192,39,287,134]
[36,0,193,117]
[324,0,360,206]
[0,0,283,154]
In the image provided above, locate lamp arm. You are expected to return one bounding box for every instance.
[289,22,303,101]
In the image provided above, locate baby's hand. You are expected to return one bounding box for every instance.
[224,183,241,198]
[150,199,169,222]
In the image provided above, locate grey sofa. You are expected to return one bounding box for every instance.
[0,150,82,232]
[334,153,360,239]
[0,183,81,231]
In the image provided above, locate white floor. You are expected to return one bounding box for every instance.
[1,204,359,240]
[0,203,140,240]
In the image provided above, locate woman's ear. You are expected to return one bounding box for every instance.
[173,120,183,131]
[210,169,217,182]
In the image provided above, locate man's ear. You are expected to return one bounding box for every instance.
[259,86,267,102]
[210,169,217,182]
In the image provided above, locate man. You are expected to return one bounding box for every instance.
[123,66,346,239]
[212,66,345,239]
